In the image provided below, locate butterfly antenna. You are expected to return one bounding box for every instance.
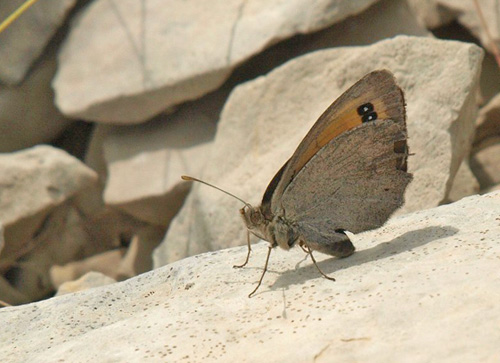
[181,175,252,208]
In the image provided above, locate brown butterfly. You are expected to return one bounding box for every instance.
[183,69,412,297]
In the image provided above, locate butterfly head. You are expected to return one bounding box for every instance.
[240,205,269,241]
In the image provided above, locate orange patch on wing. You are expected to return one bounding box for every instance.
[293,94,391,177]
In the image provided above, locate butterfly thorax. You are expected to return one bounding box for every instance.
[240,205,300,250]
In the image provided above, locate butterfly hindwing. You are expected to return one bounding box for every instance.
[282,117,412,240]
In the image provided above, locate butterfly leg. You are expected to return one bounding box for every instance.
[303,244,336,281]
[248,245,273,298]
[233,230,252,268]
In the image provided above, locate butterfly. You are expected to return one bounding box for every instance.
[183,69,412,297]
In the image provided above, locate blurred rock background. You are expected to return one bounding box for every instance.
[0,0,498,306]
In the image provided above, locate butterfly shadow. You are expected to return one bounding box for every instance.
[270,225,459,292]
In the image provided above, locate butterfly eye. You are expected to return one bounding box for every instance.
[250,210,263,225]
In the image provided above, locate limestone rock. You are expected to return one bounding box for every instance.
[50,224,165,290]
[1,191,498,361]
[446,160,480,203]
[478,48,500,103]
[484,183,500,193]
[0,175,153,305]
[407,0,457,28]
[0,145,98,265]
[471,93,500,191]
[0,275,29,306]
[84,125,114,180]
[471,137,500,191]
[154,36,483,266]
[102,92,219,226]
[300,0,429,50]
[55,272,116,296]
[474,93,500,146]
[409,0,500,54]
[117,226,166,279]
[0,146,96,225]
[0,0,76,84]
[0,51,72,152]
[0,222,3,255]
[5,201,134,301]
[53,0,379,123]
[50,249,126,290]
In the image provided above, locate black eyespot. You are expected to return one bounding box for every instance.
[361,112,378,123]
[357,103,377,123]
[357,103,374,115]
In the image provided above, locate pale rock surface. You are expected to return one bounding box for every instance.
[478,49,500,103]
[484,183,500,193]
[300,0,429,50]
[7,201,130,301]
[53,0,378,123]
[474,92,500,146]
[471,93,500,191]
[0,229,28,305]
[0,275,29,306]
[50,225,165,290]
[102,92,219,226]
[407,0,457,28]
[154,36,483,266]
[471,138,500,191]
[84,124,114,180]
[409,0,500,53]
[421,17,500,103]
[445,160,480,203]
[0,222,3,255]
[0,0,76,84]
[55,272,116,296]
[0,145,98,265]
[1,178,151,304]
[0,50,72,152]
[117,226,166,279]
[1,192,499,362]
[50,249,126,290]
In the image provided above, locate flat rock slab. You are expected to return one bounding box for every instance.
[0,145,98,264]
[102,95,218,225]
[53,0,377,123]
[0,52,71,152]
[0,145,97,227]
[0,0,76,84]
[408,0,500,53]
[1,191,498,362]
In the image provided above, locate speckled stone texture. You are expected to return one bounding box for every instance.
[0,191,498,362]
